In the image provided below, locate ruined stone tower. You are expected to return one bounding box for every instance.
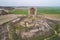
[28,7,37,17]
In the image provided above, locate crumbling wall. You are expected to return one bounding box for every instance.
[0,10,9,15]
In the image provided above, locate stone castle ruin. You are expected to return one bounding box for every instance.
[0,7,60,40]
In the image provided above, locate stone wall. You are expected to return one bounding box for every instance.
[0,24,9,40]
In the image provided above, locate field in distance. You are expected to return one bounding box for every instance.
[10,7,60,14]
[10,7,60,20]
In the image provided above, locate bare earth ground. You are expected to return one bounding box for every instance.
[43,14,60,20]
[0,14,60,25]
[0,14,18,25]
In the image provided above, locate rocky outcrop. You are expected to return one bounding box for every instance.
[12,16,60,40]
[0,10,9,15]
[0,15,60,40]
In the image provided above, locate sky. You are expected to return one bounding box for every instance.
[0,0,60,6]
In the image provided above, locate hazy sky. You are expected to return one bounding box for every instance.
[0,0,60,6]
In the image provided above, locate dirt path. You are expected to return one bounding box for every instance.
[0,14,18,25]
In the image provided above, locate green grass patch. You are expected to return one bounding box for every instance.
[10,9,28,15]
[37,8,60,15]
